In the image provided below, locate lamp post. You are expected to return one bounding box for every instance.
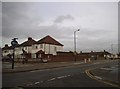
[74,29,80,62]
[11,38,18,69]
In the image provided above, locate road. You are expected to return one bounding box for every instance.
[2,60,119,88]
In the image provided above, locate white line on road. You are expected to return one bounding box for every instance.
[34,82,40,84]
[57,76,67,79]
[47,78,56,81]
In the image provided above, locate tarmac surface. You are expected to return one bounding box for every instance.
[2,59,120,88]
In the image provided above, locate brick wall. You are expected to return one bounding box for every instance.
[50,54,90,62]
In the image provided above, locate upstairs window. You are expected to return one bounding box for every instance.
[40,44,43,48]
[25,47,27,50]
[4,50,8,53]
[36,46,38,49]
[54,47,57,52]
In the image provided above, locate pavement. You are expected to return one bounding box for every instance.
[2,59,108,73]
[2,61,85,73]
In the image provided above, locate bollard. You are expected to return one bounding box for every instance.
[88,58,91,62]
[84,58,87,63]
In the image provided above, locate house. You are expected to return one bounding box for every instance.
[17,37,37,59]
[2,35,64,60]
[31,35,64,59]
[2,44,13,58]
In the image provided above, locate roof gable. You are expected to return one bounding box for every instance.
[19,37,36,47]
[36,35,64,46]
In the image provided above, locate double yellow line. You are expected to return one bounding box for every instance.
[85,69,120,88]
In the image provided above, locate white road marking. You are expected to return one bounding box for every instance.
[47,78,56,81]
[34,82,40,84]
[57,76,67,79]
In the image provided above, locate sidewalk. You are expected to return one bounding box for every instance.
[2,59,113,73]
[2,61,85,73]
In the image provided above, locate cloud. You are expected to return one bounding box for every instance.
[2,2,118,53]
[54,15,74,23]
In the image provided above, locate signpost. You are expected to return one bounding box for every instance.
[11,38,18,69]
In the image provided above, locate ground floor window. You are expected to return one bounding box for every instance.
[32,54,36,59]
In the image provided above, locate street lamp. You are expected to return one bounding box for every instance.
[74,29,80,62]
[11,38,18,69]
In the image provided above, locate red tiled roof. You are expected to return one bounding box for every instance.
[2,44,13,50]
[19,37,36,47]
[36,35,64,46]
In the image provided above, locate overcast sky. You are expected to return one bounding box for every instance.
[2,2,118,53]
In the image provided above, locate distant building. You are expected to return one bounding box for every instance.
[79,50,111,58]
[2,35,64,59]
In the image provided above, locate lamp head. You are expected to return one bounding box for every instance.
[78,29,80,31]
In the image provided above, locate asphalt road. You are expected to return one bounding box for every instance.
[2,60,119,88]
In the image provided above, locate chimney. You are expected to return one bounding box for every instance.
[80,51,82,54]
[104,50,106,52]
[28,37,32,41]
[91,51,93,53]
[5,44,8,47]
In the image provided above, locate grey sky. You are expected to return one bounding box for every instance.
[2,2,118,53]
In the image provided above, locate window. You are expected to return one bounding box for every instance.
[36,46,38,49]
[54,47,57,52]
[40,44,43,48]
[20,47,23,51]
[25,47,27,50]
[4,50,8,53]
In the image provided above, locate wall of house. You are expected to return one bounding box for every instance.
[32,44,44,53]
[43,44,63,55]
[2,49,12,57]
[31,44,44,58]
[2,43,63,59]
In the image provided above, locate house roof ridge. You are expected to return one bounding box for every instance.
[36,35,64,46]
[19,37,37,47]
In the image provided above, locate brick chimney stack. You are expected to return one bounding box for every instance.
[28,37,32,41]
[5,44,8,47]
